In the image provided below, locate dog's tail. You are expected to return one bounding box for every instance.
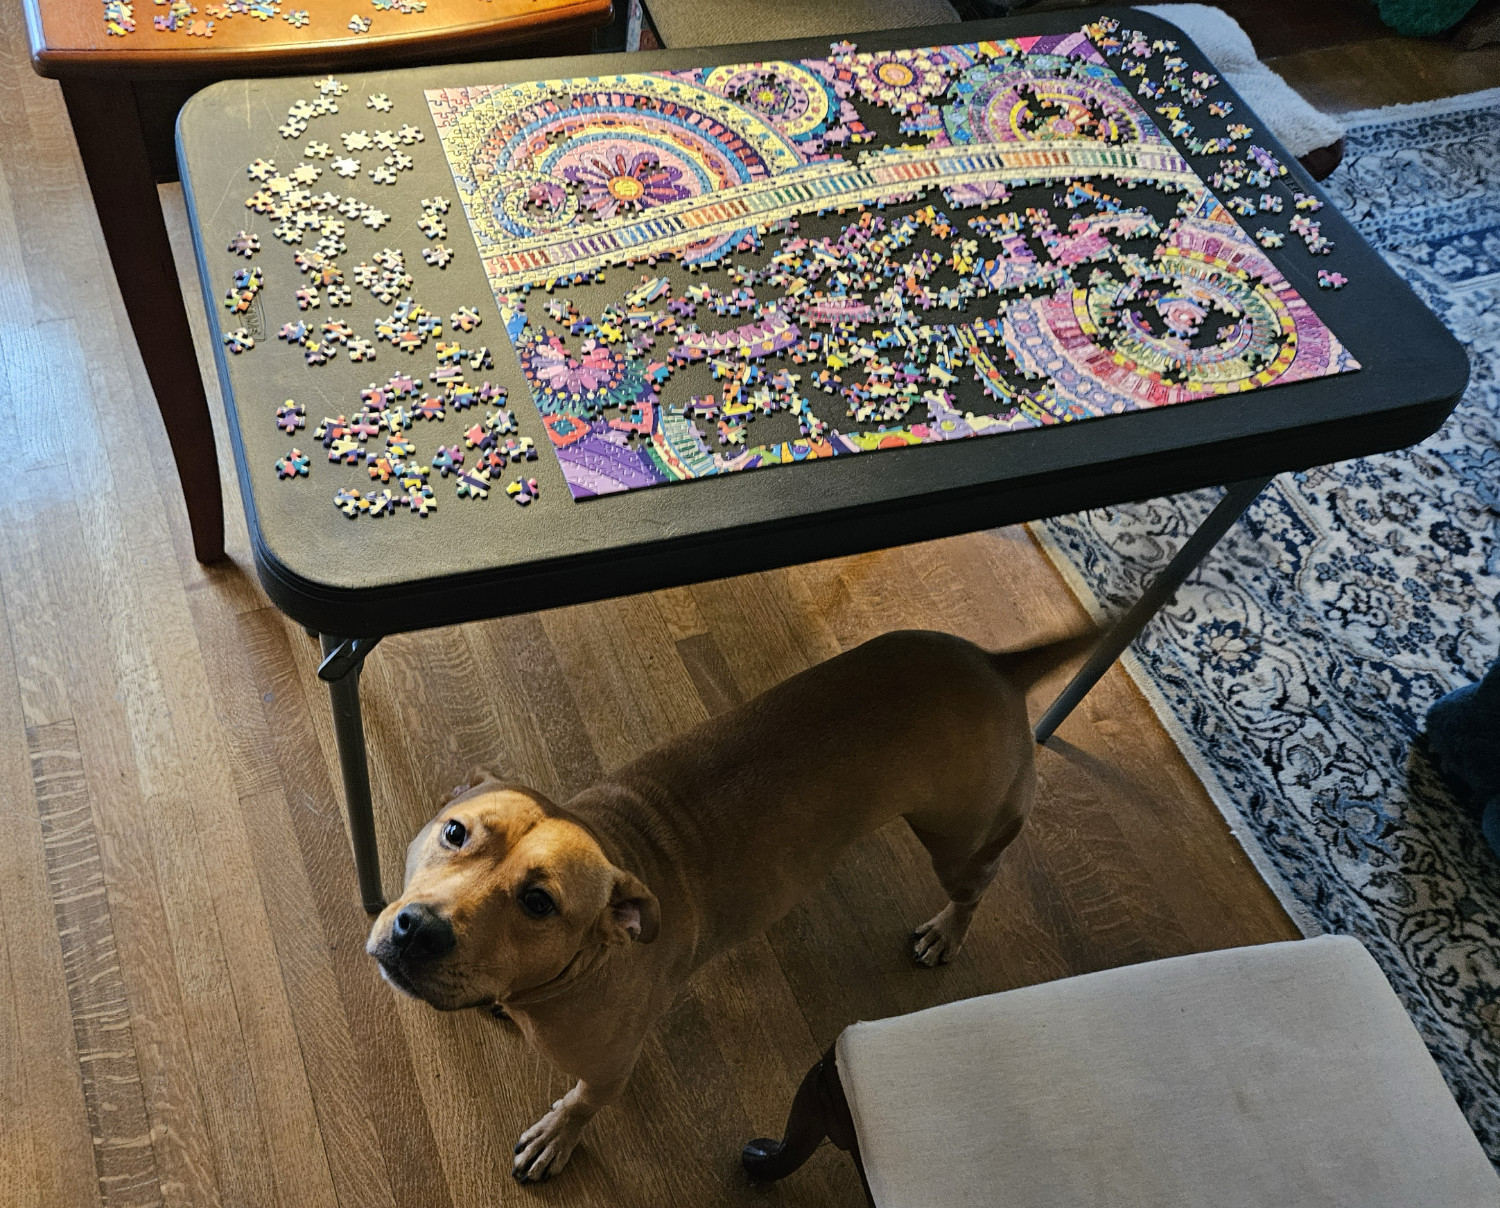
[987,627,1099,693]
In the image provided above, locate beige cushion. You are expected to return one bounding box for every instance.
[836,937,1498,1208]
[645,0,960,51]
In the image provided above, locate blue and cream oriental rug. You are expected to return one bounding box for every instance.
[1036,89,1500,1163]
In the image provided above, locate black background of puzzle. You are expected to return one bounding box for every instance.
[177,8,1465,636]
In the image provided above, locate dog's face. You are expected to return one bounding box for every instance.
[366,777,660,1011]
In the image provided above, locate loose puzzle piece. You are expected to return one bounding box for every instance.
[348,14,370,32]
[455,467,491,499]
[422,244,454,268]
[406,485,437,516]
[431,444,464,476]
[450,306,481,332]
[1317,269,1348,290]
[276,401,306,432]
[504,477,540,505]
[223,328,255,353]
[334,487,370,517]
[368,93,393,112]
[228,230,261,257]
[276,448,310,478]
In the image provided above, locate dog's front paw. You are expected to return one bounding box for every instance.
[911,902,975,967]
[512,1098,586,1184]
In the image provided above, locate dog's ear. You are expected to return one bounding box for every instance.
[606,869,660,945]
[445,768,500,802]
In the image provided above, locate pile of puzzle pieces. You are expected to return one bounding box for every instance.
[224,74,546,521]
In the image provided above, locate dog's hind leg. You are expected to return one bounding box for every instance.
[908,768,1034,967]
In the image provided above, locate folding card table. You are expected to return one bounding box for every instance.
[176,8,1468,911]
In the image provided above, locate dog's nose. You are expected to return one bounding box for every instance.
[389,902,456,960]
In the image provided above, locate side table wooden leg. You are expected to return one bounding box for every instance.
[60,77,226,564]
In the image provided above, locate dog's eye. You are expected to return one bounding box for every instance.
[519,888,556,918]
[442,819,467,848]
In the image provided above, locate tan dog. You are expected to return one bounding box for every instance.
[367,627,1091,1182]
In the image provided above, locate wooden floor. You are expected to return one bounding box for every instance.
[8,4,1496,1206]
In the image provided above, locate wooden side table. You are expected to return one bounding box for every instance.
[23,0,611,561]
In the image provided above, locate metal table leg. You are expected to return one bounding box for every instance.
[1034,475,1274,744]
[319,635,386,913]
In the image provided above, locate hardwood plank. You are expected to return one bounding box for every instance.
[465,612,607,800]
[239,607,458,1208]
[0,634,98,1208]
[28,721,163,1208]
[540,594,708,771]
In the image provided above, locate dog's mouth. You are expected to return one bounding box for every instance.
[376,957,421,999]
[372,949,493,1013]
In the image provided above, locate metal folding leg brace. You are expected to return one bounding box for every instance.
[319,635,386,913]
[1034,474,1273,744]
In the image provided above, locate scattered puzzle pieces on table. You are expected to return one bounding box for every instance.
[348,13,370,31]
[422,244,454,268]
[1317,269,1348,290]
[223,265,264,313]
[223,328,255,353]
[367,93,393,112]
[228,230,261,257]
[450,306,481,333]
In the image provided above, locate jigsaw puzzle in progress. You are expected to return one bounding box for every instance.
[426,24,1359,499]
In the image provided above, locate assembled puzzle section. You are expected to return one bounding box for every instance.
[426,21,1359,500]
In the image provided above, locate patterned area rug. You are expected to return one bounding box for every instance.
[1034,89,1500,1162]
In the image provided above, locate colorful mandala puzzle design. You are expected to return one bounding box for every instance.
[427,30,1359,499]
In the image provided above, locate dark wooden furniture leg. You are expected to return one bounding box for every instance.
[744,1046,874,1205]
[60,77,226,564]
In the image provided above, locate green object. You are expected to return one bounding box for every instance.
[1377,0,1481,37]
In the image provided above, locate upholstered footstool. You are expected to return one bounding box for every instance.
[744,937,1499,1206]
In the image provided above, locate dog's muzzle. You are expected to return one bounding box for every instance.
[368,901,457,989]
